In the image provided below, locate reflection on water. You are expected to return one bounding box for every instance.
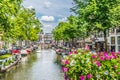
[0,49,64,80]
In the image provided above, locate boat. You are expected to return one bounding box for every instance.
[20,49,28,57]
[0,55,21,73]
[0,59,20,72]
[36,50,41,53]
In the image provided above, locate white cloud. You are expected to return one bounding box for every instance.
[43,24,53,33]
[40,16,55,22]
[43,24,52,27]
[22,0,73,33]
[27,6,34,9]
[44,1,51,8]
[58,17,67,22]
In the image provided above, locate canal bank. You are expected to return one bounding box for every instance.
[0,49,64,80]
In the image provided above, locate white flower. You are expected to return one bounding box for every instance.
[110,73,114,77]
[99,66,101,70]
[63,56,68,59]
[81,60,84,63]
[70,60,76,66]
[86,59,90,63]
[104,70,109,75]
[73,55,77,58]
[96,74,100,78]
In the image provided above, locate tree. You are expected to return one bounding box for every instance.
[53,15,80,47]
[0,0,22,32]
[72,0,120,51]
[0,0,42,47]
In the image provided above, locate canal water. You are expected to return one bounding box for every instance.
[0,49,64,80]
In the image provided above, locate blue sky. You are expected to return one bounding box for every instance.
[22,0,73,33]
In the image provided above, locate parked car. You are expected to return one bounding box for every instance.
[0,49,8,55]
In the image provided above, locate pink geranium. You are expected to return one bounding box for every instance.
[106,56,111,60]
[85,45,90,50]
[118,72,120,75]
[98,52,102,56]
[104,53,111,60]
[74,51,77,54]
[65,60,69,64]
[86,74,92,79]
[100,56,105,61]
[69,51,72,55]
[80,75,85,80]
[62,67,68,72]
[96,61,101,67]
[61,59,65,63]
[113,55,117,59]
[110,55,117,59]
[111,52,115,55]
[111,52,117,59]
[104,53,108,57]
[114,65,117,69]
[118,52,120,55]
[92,55,97,59]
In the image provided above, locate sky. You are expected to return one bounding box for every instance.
[22,0,73,33]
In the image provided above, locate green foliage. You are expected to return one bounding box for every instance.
[72,0,120,32]
[0,0,22,32]
[0,54,12,59]
[69,0,120,50]
[53,15,82,41]
[0,0,42,43]
[62,50,120,79]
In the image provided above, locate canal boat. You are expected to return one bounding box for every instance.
[0,55,21,72]
[36,50,41,53]
[20,49,28,57]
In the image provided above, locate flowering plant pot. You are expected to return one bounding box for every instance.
[62,49,120,80]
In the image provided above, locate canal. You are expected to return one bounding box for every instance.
[0,49,64,80]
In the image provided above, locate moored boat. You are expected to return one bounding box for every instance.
[0,55,21,73]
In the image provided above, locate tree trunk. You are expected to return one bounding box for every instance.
[19,40,22,47]
[83,37,85,48]
[72,39,75,48]
[104,31,107,52]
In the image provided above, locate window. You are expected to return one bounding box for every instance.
[116,27,120,33]
[111,37,115,44]
[117,36,120,45]
[110,29,115,33]
[111,46,115,52]
[118,46,120,51]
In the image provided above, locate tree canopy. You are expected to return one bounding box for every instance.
[0,0,42,43]
[53,0,120,49]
